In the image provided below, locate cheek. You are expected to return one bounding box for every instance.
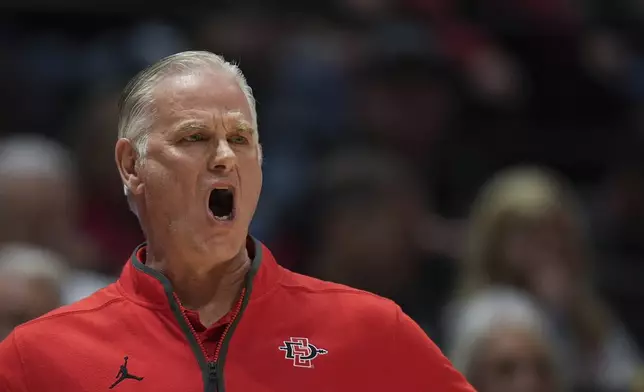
[142,159,188,193]
[140,163,195,221]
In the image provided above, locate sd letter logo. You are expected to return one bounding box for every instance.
[278,337,328,368]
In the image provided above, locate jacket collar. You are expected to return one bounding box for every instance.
[117,236,283,309]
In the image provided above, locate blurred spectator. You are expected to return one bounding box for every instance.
[0,135,115,292]
[0,134,94,264]
[353,51,455,168]
[0,244,67,339]
[446,287,567,392]
[456,165,641,391]
[0,241,112,306]
[302,148,455,335]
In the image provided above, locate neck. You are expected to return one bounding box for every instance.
[146,243,251,326]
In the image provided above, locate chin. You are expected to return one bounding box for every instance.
[200,230,248,261]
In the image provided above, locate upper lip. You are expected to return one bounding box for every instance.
[210,181,237,192]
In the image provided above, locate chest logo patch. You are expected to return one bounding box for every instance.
[278,337,328,368]
[109,356,144,389]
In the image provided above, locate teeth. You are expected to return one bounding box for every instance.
[209,187,234,222]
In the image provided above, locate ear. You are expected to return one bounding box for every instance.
[115,138,144,195]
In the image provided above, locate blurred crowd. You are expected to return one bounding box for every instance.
[1,1,644,391]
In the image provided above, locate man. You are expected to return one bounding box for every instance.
[0,51,474,391]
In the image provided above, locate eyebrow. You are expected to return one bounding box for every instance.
[173,119,256,136]
[233,121,255,135]
[226,111,256,135]
[175,122,210,133]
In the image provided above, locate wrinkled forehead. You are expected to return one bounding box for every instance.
[151,71,254,132]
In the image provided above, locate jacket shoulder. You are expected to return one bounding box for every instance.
[278,269,399,326]
[14,283,125,337]
[280,269,397,301]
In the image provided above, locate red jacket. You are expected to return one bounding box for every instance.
[0,238,474,391]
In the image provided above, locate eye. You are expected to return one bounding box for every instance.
[183,134,206,142]
[228,135,249,145]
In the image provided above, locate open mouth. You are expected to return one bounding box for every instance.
[208,187,235,221]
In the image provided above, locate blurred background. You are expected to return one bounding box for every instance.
[1,1,644,391]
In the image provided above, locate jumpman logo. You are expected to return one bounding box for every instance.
[109,356,144,389]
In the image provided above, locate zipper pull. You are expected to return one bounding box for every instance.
[208,362,218,392]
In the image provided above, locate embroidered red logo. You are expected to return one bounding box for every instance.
[278,337,328,368]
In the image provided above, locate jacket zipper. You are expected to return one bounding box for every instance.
[207,362,218,391]
[174,288,246,392]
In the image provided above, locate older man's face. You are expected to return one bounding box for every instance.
[137,70,262,262]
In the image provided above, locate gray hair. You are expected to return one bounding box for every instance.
[117,50,258,158]
[445,287,566,387]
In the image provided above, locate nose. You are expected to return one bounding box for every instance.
[209,139,237,173]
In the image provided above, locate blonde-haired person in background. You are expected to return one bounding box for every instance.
[455,165,640,392]
[446,287,567,392]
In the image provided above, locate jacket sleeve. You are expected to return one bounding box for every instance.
[0,331,29,392]
[389,306,476,391]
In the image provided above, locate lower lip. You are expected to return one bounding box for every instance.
[207,209,236,225]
